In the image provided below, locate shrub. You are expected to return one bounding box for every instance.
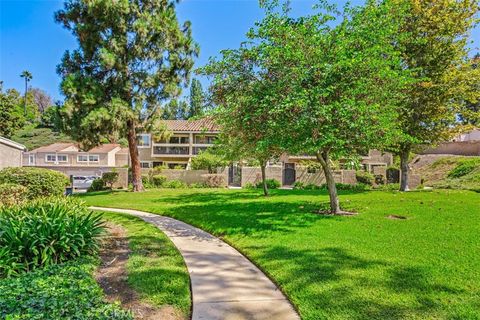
[203,174,225,188]
[191,150,228,173]
[163,180,187,189]
[0,198,105,277]
[0,257,132,320]
[0,183,28,207]
[356,170,375,186]
[0,167,69,199]
[255,179,281,189]
[293,181,305,189]
[141,174,154,188]
[304,183,321,190]
[102,171,119,188]
[374,183,399,191]
[152,174,167,187]
[87,178,106,192]
[189,182,209,188]
[447,159,478,178]
[244,182,256,189]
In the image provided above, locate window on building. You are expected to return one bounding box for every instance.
[140,162,152,168]
[46,154,56,162]
[89,155,99,162]
[57,155,68,162]
[137,134,151,148]
[77,155,88,162]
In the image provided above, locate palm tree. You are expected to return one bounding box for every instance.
[20,70,32,116]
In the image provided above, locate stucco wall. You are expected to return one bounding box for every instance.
[241,166,283,187]
[0,143,23,169]
[421,141,480,156]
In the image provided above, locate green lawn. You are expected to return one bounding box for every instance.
[80,188,480,320]
[100,211,191,318]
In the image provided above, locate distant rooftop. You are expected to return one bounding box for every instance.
[0,136,27,151]
[30,143,121,154]
[163,118,219,132]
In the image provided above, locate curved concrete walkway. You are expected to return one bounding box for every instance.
[90,206,300,320]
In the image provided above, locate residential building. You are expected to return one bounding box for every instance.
[0,136,27,169]
[137,118,220,169]
[23,143,130,178]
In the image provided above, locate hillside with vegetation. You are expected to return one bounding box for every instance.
[411,155,480,191]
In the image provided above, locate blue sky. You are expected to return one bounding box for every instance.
[1,0,479,102]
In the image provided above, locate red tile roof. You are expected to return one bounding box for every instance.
[163,118,219,132]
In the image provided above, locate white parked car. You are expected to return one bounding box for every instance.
[72,176,99,189]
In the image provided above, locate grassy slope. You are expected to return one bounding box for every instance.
[11,125,73,150]
[81,189,480,320]
[412,156,480,191]
[100,211,191,318]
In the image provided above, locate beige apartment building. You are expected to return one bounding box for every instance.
[136,118,220,169]
[0,136,27,169]
[23,143,129,178]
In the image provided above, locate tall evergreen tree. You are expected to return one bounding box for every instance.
[56,0,198,191]
[187,78,205,118]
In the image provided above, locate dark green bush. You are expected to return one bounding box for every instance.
[102,171,119,188]
[293,181,305,190]
[255,179,281,189]
[0,198,105,277]
[141,174,154,188]
[152,174,167,187]
[355,170,375,186]
[0,257,132,320]
[0,183,28,207]
[163,180,187,189]
[447,159,478,178]
[87,178,106,192]
[0,167,69,199]
[189,182,209,188]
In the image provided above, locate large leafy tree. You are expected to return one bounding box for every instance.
[391,0,479,191]
[161,99,188,120]
[0,85,24,138]
[459,53,480,126]
[201,47,283,196]
[208,1,407,212]
[56,0,198,191]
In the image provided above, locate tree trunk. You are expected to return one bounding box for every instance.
[399,146,410,192]
[127,120,144,192]
[260,161,269,197]
[317,151,341,214]
[24,80,27,117]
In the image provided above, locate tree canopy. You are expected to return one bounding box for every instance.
[56,0,198,191]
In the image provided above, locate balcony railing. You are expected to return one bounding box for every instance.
[153,146,189,155]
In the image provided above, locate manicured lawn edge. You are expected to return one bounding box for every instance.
[98,211,192,318]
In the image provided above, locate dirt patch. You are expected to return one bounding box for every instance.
[387,214,408,220]
[96,223,183,320]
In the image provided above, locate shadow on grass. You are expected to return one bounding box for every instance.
[249,245,464,319]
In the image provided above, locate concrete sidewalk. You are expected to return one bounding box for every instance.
[90,206,300,320]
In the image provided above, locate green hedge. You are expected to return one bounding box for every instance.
[0,183,28,207]
[0,198,105,278]
[0,257,132,320]
[0,167,69,199]
[255,179,281,189]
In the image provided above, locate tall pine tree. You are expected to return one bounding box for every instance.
[56,0,198,191]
